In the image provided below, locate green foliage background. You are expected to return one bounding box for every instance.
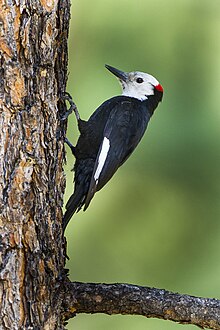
[65,1,220,329]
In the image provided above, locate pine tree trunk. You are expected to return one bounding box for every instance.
[0,1,70,328]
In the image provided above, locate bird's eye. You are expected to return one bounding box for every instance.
[136,77,144,83]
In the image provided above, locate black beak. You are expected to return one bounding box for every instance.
[105,64,128,82]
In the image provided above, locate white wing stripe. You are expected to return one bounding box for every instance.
[94,137,110,182]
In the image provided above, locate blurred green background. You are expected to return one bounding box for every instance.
[64,1,220,329]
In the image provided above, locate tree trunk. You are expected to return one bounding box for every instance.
[0,1,70,328]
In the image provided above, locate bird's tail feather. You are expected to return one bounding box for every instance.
[63,190,84,230]
[63,158,95,230]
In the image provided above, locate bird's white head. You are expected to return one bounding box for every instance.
[105,64,163,101]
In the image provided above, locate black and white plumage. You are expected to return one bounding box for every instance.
[63,65,163,229]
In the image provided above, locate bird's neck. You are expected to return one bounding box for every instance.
[143,91,163,115]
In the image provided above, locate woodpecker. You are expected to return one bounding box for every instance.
[63,64,163,229]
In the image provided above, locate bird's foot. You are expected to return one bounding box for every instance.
[64,137,76,156]
[61,92,80,121]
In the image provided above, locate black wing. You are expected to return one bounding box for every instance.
[84,100,151,209]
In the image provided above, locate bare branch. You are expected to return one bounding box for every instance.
[62,282,220,329]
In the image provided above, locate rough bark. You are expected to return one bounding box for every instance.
[0,0,70,329]
[62,282,220,330]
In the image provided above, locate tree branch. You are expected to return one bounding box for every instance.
[61,282,220,329]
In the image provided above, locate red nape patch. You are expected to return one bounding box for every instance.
[155,84,163,92]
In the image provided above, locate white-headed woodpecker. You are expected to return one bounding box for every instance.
[63,65,163,229]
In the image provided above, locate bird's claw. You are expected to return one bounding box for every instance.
[64,137,76,155]
[61,92,80,121]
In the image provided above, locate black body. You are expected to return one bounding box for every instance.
[63,89,162,229]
